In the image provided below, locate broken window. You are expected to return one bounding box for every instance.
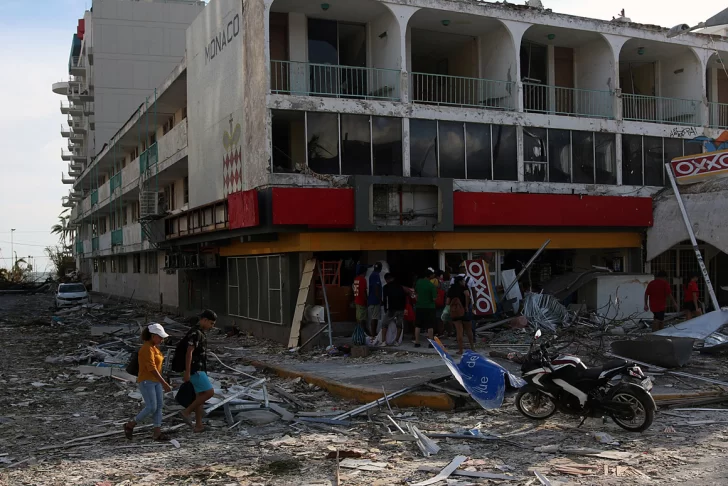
[595,133,617,185]
[465,124,492,180]
[340,114,371,175]
[572,131,595,184]
[622,134,643,185]
[272,110,305,173]
[133,254,141,273]
[372,117,402,176]
[492,125,517,181]
[438,122,466,179]
[644,136,665,186]
[523,127,547,182]
[410,119,438,178]
[548,129,571,183]
[307,112,340,175]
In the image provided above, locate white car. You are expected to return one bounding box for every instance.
[55,283,90,309]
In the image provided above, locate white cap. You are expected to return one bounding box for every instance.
[147,323,169,338]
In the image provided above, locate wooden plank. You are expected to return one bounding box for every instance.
[287,258,316,349]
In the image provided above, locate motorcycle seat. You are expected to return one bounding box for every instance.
[576,360,629,380]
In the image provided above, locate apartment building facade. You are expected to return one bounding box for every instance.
[65,0,728,338]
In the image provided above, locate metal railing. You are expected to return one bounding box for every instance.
[411,73,515,110]
[110,173,121,192]
[622,94,701,126]
[709,101,728,129]
[92,237,99,251]
[111,229,123,247]
[523,83,614,118]
[91,190,98,206]
[270,60,401,101]
[139,143,158,173]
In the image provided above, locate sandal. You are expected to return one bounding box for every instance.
[152,432,170,441]
[123,422,134,440]
[178,411,193,428]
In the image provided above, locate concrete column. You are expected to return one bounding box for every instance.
[615,133,623,185]
[691,47,711,127]
[710,66,719,127]
[516,126,525,182]
[381,3,419,103]
[500,20,531,112]
[601,34,629,120]
[402,118,411,176]
[547,45,556,113]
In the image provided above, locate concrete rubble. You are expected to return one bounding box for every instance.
[2,293,728,484]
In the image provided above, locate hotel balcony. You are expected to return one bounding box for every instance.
[411,73,515,111]
[622,94,701,126]
[60,101,70,115]
[523,84,614,119]
[69,56,85,76]
[62,173,75,185]
[52,81,69,95]
[61,125,71,137]
[61,149,72,161]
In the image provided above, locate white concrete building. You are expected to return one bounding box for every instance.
[63,0,728,339]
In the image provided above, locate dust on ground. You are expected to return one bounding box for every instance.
[1,294,728,485]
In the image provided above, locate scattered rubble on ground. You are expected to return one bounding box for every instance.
[2,293,728,485]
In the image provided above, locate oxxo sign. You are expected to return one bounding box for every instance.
[205,13,241,65]
[670,149,728,185]
[465,260,496,316]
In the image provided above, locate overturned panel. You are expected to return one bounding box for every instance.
[353,176,453,232]
[653,310,728,340]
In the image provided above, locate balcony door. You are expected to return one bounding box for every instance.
[307,19,366,97]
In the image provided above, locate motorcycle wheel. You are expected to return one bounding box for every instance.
[609,388,654,432]
[515,385,557,420]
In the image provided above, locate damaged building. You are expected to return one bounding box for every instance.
[58,0,728,341]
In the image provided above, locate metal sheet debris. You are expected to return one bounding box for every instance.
[653,310,728,340]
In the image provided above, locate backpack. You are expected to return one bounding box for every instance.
[125,349,139,376]
[450,297,465,319]
[171,332,192,373]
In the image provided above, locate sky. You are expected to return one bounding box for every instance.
[0,0,725,273]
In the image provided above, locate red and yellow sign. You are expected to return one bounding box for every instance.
[465,260,496,316]
[670,149,728,185]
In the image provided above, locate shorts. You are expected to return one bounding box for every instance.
[368,304,381,321]
[415,308,436,330]
[355,304,367,323]
[379,310,404,332]
[652,311,665,321]
[189,371,213,394]
[683,301,697,312]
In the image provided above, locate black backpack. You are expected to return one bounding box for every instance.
[125,349,139,376]
[171,332,192,372]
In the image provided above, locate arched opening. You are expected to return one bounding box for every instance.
[706,52,728,129]
[619,39,703,126]
[407,9,516,111]
[520,25,614,118]
[268,0,400,99]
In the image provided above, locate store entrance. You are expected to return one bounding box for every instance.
[386,250,439,288]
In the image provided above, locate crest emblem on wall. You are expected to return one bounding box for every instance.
[223,117,242,196]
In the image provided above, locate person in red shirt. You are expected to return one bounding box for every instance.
[352,266,368,344]
[683,274,702,319]
[644,271,678,331]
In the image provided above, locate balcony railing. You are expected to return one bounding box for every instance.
[111,229,123,247]
[412,73,515,111]
[622,94,701,126]
[270,60,401,101]
[91,190,98,206]
[92,236,99,252]
[110,173,121,192]
[709,101,728,129]
[139,143,158,173]
[523,83,614,118]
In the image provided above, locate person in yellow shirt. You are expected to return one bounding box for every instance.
[124,323,172,440]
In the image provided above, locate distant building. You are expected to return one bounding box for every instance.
[64,0,728,337]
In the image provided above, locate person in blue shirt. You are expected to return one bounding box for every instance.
[367,262,383,337]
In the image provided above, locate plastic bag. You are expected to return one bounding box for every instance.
[441,305,451,323]
[385,320,398,345]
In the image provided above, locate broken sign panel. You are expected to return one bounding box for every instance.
[430,339,524,409]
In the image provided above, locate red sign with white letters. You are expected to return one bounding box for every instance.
[669,149,728,185]
[464,260,496,316]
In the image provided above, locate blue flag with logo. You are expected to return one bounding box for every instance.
[429,339,525,409]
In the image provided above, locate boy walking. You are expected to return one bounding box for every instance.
[414,268,438,348]
[644,271,677,331]
[179,309,217,433]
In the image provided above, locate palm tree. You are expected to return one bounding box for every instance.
[51,209,71,249]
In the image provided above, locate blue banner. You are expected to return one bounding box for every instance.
[429,339,525,409]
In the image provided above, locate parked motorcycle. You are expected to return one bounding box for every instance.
[515,330,656,432]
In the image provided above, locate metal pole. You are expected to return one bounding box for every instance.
[10,228,15,271]
[500,239,551,302]
[317,261,334,347]
[665,164,720,311]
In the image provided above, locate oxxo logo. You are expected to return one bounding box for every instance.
[672,151,728,178]
[465,260,495,316]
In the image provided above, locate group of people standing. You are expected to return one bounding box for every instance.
[352,262,478,355]
[644,272,703,331]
